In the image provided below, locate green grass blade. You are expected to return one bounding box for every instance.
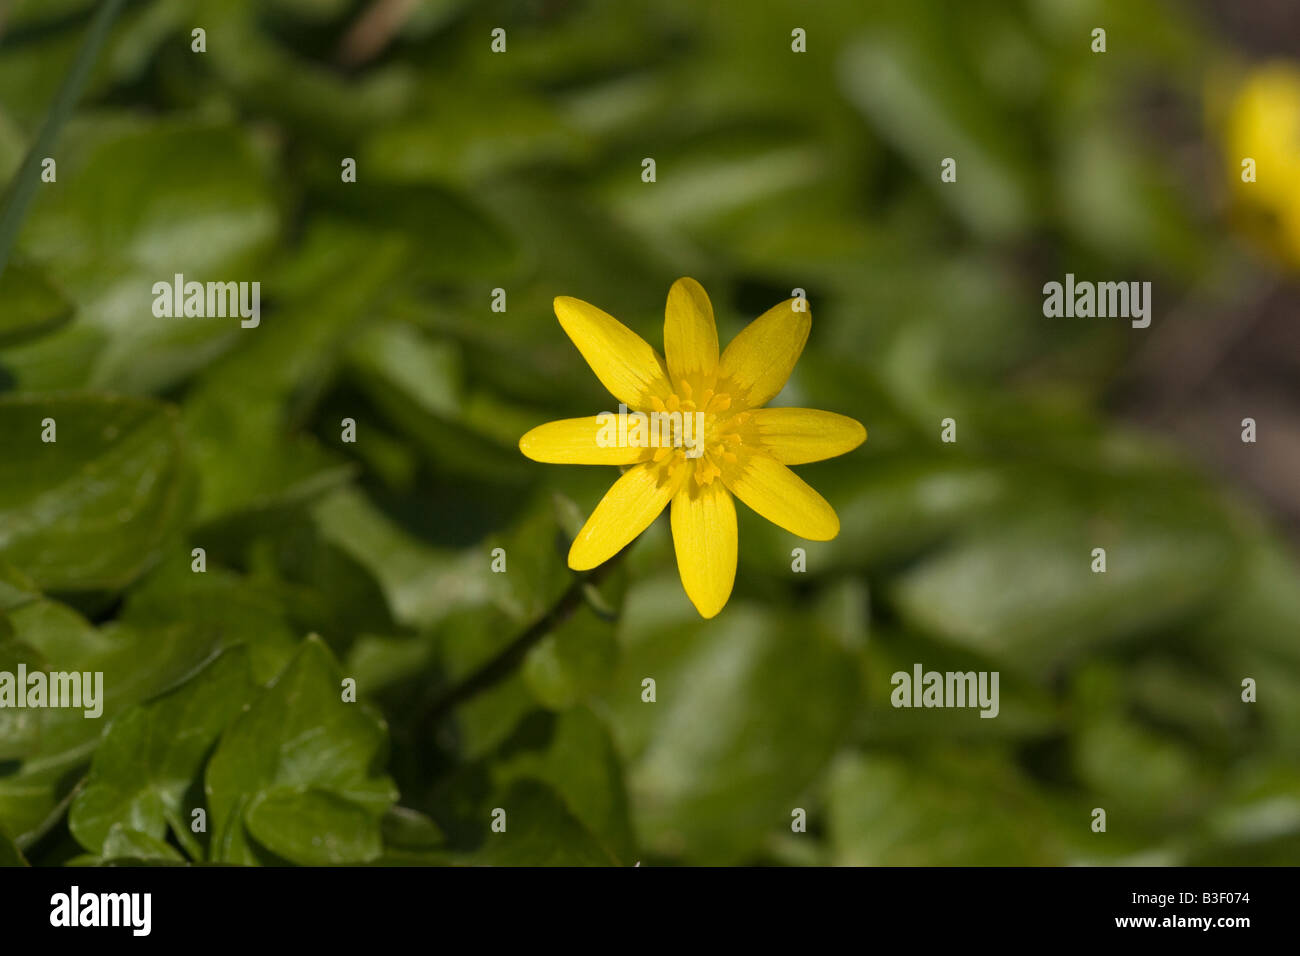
[0,0,127,280]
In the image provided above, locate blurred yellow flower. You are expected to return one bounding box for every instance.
[1225,62,1300,267]
[520,278,866,618]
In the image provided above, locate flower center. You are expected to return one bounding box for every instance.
[646,379,751,487]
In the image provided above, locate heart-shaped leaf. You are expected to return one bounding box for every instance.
[204,636,398,865]
[0,393,189,591]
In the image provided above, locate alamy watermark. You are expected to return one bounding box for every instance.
[891,663,999,718]
[1042,273,1151,328]
[151,273,260,328]
[0,665,103,718]
[50,886,151,936]
[596,403,705,458]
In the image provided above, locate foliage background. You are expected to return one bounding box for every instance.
[1,0,1298,866]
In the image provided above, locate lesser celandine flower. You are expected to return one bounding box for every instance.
[519,278,866,618]
[1224,62,1300,267]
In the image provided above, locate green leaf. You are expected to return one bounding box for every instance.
[182,226,407,527]
[244,788,383,865]
[0,592,279,847]
[362,89,586,184]
[491,708,635,864]
[605,593,861,863]
[68,647,256,857]
[487,495,576,626]
[312,487,487,630]
[1189,766,1300,865]
[1196,532,1300,669]
[100,823,184,863]
[826,749,1072,866]
[204,636,398,865]
[0,829,28,866]
[117,564,298,685]
[0,261,73,348]
[890,496,1241,675]
[11,118,279,392]
[438,606,540,760]
[0,600,114,746]
[0,634,44,759]
[379,805,446,858]
[838,31,1036,239]
[0,599,115,841]
[341,319,531,482]
[0,393,189,591]
[522,604,618,710]
[855,627,1061,744]
[744,456,1007,572]
[1056,120,1208,274]
[193,0,414,144]
[346,322,462,421]
[1072,714,1205,823]
[344,633,436,697]
[243,520,399,652]
[601,133,826,234]
[462,781,618,866]
[0,558,40,613]
[315,181,516,279]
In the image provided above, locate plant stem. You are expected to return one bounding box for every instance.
[421,553,625,724]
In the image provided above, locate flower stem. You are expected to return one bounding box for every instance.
[421,551,625,725]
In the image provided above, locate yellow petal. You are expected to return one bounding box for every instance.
[670,479,737,619]
[568,462,682,570]
[663,277,719,385]
[554,296,671,408]
[716,298,810,409]
[519,416,648,465]
[749,408,866,465]
[721,449,839,540]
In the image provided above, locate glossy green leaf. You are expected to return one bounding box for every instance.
[0,635,45,759]
[68,647,255,857]
[11,119,278,393]
[0,596,239,843]
[205,636,398,865]
[99,823,184,862]
[606,594,860,863]
[245,788,383,865]
[117,564,298,684]
[312,487,488,630]
[0,394,188,591]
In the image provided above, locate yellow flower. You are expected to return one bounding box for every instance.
[519,278,866,619]
[1224,62,1300,267]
